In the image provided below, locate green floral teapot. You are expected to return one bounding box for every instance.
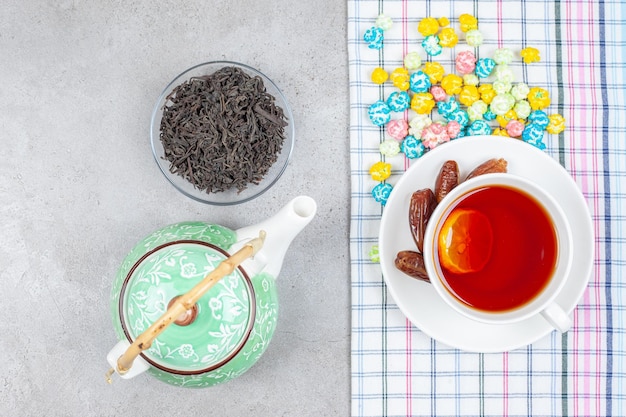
[106,196,316,388]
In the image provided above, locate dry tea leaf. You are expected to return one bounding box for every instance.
[395,250,430,282]
[409,188,437,253]
[434,160,460,203]
[465,158,508,180]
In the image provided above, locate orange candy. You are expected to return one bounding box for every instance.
[438,208,493,274]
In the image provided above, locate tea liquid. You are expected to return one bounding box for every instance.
[438,185,558,312]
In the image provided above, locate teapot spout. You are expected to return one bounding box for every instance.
[235,196,317,277]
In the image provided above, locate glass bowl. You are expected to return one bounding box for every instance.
[150,61,295,205]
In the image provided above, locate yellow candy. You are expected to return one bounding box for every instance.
[547,114,566,134]
[418,17,440,37]
[371,67,389,84]
[492,128,510,137]
[520,47,541,64]
[458,85,480,106]
[496,109,519,128]
[438,27,458,48]
[459,14,478,32]
[441,73,464,95]
[423,62,445,84]
[390,67,410,91]
[527,87,551,110]
[410,92,436,114]
[369,161,392,182]
[478,83,496,104]
[438,17,450,27]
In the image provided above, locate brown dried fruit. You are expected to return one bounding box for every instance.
[434,160,460,203]
[465,158,508,180]
[395,250,430,282]
[409,188,437,253]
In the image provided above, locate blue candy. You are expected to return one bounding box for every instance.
[372,182,393,205]
[528,110,549,129]
[522,123,546,149]
[422,35,442,56]
[475,58,496,78]
[386,91,411,112]
[483,109,496,121]
[467,120,492,136]
[437,98,460,118]
[368,100,392,126]
[364,27,384,49]
[409,70,431,93]
[401,135,427,159]
[447,109,470,127]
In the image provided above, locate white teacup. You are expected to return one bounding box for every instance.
[423,173,574,333]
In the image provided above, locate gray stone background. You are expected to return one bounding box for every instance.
[0,1,350,415]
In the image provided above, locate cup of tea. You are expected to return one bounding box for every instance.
[422,173,574,332]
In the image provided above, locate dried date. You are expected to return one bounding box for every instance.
[395,250,430,282]
[409,188,437,253]
[434,160,460,203]
[465,158,508,180]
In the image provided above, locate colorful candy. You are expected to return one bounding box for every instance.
[459,14,478,32]
[375,14,393,31]
[475,58,496,78]
[441,73,464,95]
[520,47,541,64]
[489,93,516,116]
[423,62,445,83]
[418,17,440,36]
[493,48,514,65]
[446,121,462,138]
[410,92,436,114]
[430,85,447,102]
[455,50,477,75]
[522,123,546,149]
[510,83,530,101]
[438,17,450,27]
[478,83,496,104]
[467,120,492,136]
[527,87,551,110]
[404,52,422,70]
[386,119,409,140]
[409,70,432,93]
[463,73,479,86]
[493,65,514,83]
[447,109,470,127]
[506,119,525,137]
[465,29,483,47]
[436,97,460,118]
[422,35,443,56]
[493,80,512,95]
[513,99,532,119]
[528,110,550,129]
[370,161,392,181]
[390,67,410,91]
[546,114,566,134]
[364,27,384,49]
[421,122,451,149]
[369,245,380,263]
[439,27,459,48]
[368,100,392,126]
[467,99,488,121]
[371,67,388,84]
[408,114,432,135]
[372,182,393,205]
[386,91,411,112]
[401,135,427,159]
[379,139,401,157]
[459,85,480,106]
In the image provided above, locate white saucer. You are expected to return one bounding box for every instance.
[379,136,594,353]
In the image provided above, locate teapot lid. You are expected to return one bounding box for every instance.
[118,240,255,374]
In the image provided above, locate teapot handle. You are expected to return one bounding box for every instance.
[106,232,266,383]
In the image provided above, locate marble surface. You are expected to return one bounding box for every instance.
[0,1,350,415]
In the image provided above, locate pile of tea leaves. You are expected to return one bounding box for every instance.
[159,66,288,194]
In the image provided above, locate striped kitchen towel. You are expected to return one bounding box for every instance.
[349,1,625,416]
